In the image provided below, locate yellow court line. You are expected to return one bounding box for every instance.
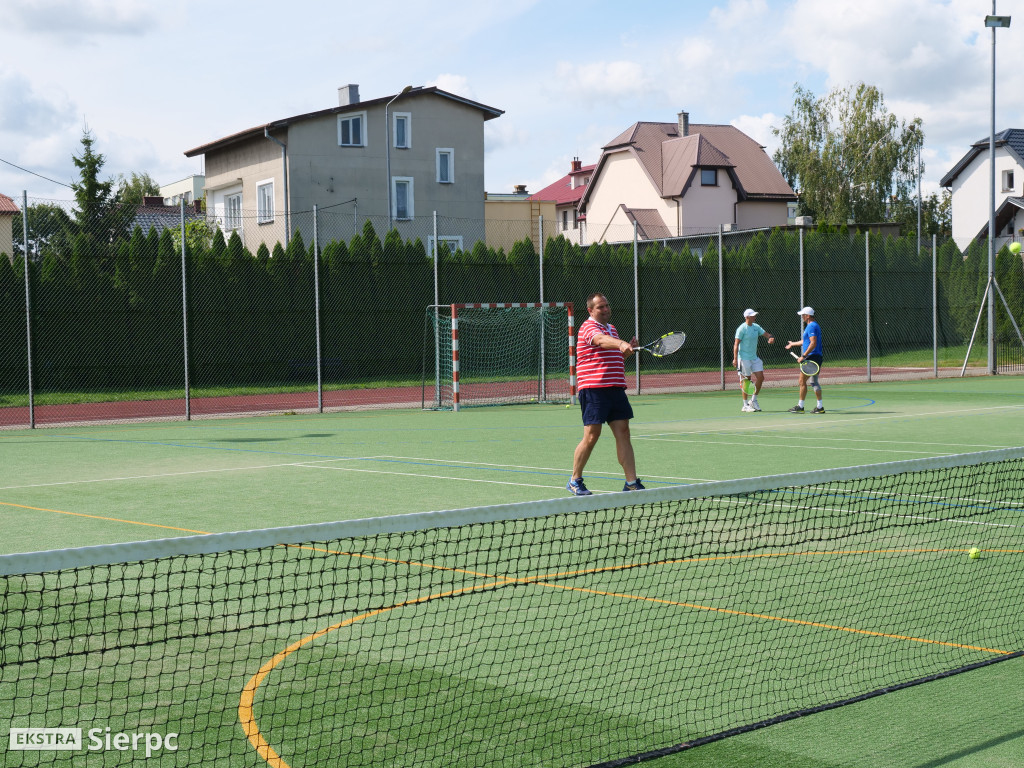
[0,500,212,535]
[238,545,1017,767]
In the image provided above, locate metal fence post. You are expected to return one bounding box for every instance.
[933,234,938,377]
[634,221,640,395]
[866,234,872,382]
[313,204,323,413]
[718,225,725,389]
[22,191,34,428]
[180,198,191,420]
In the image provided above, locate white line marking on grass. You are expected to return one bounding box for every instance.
[292,462,584,490]
[364,455,709,484]
[641,403,1024,440]
[707,492,1024,531]
[0,456,388,490]
[636,435,951,456]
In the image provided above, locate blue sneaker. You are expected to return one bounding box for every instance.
[567,477,592,496]
[623,478,646,491]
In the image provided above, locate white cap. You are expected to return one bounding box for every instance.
[743,308,757,317]
[797,306,815,316]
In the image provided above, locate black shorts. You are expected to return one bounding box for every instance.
[579,387,633,426]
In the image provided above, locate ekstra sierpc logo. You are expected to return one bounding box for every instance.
[9,727,178,757]
[9,729,82,751]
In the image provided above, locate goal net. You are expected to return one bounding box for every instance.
[422,303,576,410]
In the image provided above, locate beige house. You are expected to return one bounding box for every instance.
[0,193,18,262]
[579,112,797,243]
[184,85,503,252]
[484,185,556,254]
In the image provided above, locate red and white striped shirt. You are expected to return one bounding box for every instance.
[577,317,627,390]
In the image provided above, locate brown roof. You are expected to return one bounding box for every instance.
[0,193,19,214]
[621,206,672,239]
[184,86,504,158]
[588,121,796,205]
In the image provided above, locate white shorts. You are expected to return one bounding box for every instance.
[738,358,764,377]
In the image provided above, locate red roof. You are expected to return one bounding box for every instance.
[529,164,596,205]
[0,193,19,214]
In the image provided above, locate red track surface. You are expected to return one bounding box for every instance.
[0,365,980,428]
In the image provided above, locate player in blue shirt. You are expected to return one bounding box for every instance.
[785,307,825,414]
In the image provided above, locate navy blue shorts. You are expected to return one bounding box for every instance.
[579,387,634,426]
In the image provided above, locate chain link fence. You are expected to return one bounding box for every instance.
[2,194,1021,427]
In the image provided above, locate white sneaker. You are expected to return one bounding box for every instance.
[741,404,755,412]
[751,401,761,411]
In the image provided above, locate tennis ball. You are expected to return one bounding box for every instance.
[969,547,981,559]
[1010,242,1022,255]
[565,404,571,408]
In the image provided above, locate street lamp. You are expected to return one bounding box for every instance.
[986,5,1010,373]
[386,85,413,232]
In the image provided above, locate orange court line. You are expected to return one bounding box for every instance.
[0,500,212,535]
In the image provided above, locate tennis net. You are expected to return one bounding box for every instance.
[3,448,1024,767]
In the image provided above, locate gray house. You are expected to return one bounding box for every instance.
[184,85,503,252]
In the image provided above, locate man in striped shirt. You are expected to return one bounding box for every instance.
[567,293,645,496]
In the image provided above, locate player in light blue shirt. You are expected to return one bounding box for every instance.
[732,309,775,412]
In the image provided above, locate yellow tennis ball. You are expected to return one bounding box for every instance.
[969,547,981,559]
[1010,242,1021,255]
[565,404,571,408]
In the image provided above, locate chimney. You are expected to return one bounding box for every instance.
[514,184,528,195]
[338,84,360,106]
[570,157,582,172]
[678,110,689,137]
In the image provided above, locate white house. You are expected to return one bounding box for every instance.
[940,128,1024,252]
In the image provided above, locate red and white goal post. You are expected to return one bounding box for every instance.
[422,303,576,411]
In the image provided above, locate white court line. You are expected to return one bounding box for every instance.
[367,455,707,484]
[293,462,578,491]
[709,491,1024,531]
[0,456,387,491]
[643,434,1011,450]
[639,402,1024,440]
[636,435,952,456]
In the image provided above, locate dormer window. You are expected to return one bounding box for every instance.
[701,168,718,186]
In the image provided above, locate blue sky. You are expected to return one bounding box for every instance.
[0,0,1021,203]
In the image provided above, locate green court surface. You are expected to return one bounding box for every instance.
[3,376,1023,556]
[2,375,1024,767]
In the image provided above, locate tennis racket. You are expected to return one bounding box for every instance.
[790,351,820,375]
[738,369,756,397]
[634,332,686,357]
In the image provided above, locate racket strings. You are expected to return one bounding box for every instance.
[650,333,685,356]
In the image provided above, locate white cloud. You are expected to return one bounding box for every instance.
[9,0,156,36]
[553,60,656,105]
[428,74,474,100]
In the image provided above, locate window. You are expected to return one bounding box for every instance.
[427,235,463,256]
[562,210,569,231]
[436,148,454,183]
[1002,169,1015,192]
[338,112,366,146]
[701,168,718,186]
[392,177,414,220]
[225,193,242,232]
[393,112,411,148]
[257,180,274,224]
[573,208,579,229]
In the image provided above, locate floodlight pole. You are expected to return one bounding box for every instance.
[985,4,1011,373]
